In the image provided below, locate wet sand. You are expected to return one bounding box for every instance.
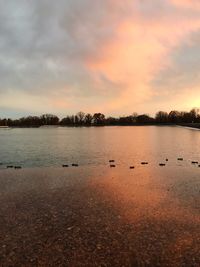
[0,166,199,266]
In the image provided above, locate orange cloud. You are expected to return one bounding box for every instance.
[86,7,200,114]
[171,0,200,8]
[1,0,200,116]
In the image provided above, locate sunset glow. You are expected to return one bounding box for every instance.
[0,0,200,117]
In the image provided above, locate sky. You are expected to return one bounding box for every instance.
[1,0,200,118]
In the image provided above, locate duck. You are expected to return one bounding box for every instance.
[110,165,116,168]
[62,164,69,168]
[72,164,79,167]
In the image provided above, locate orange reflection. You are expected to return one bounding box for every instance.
[88,165,200,265]
[1,166,199,266]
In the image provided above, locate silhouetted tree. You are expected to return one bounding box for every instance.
[20,116,42,127]
[0,118,7,126]
[74,115,79,125]
[84,113,93,126]
[2,108,200,127]
[132,112,138,123]
[106,117,119,125]
[76,111,85,125]
[155,111,169,123]
[136,114,154,124]
[168,111,180,123]
[40,114,59,125]
[60,116,75,126]
[93,113,105,125]
[190,108,199,123]
[119,116,135,125]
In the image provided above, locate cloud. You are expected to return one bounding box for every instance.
[153,30,200,91]
[170,0,200,8]
[151,30,200,111]
[0,0,200,116]
[0,1,127,95]
[86,1,200,114]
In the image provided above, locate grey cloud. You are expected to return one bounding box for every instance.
[152,30,200,96]
[1,0,199,116]
[0,0,128,98]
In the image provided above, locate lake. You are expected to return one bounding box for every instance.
[0,125,200,266]
[0,126,200,168]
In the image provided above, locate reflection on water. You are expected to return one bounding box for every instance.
[0,126,200,265]
[0,165,199,266]
[1,126,200,168]
[89,165,200,266]
[89,165,200,222]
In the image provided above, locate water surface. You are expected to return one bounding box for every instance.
[0,126,200,266]
[0,126,200,168]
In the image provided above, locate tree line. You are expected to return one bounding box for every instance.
[0,109,200,127]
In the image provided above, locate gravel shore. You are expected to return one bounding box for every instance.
[0,166,199,266]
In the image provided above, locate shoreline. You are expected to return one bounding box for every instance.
[1,124,175,129]
[178,123,200,130]
[1,123,200,129]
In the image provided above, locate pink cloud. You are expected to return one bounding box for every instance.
[1,0,200,115]
[171,0,200,8]
[85,2,200,114]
